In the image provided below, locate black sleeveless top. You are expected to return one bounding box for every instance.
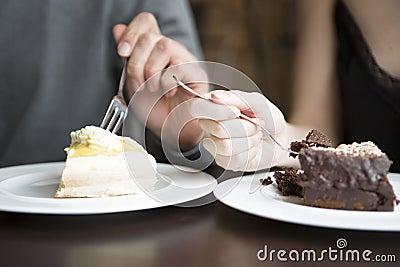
[335,1,400,172]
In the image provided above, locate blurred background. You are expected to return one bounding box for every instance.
[189,0,297,116]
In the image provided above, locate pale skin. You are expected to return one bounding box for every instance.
[191,0,400,171]
[112,12,207,151]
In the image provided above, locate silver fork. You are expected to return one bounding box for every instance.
[172,75,298,155]
[100,58,128,134]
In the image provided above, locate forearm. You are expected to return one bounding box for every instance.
[289,0,340,144]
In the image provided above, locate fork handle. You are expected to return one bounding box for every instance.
[117,58,128,97]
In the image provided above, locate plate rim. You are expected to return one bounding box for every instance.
[0,162,216,215]
[213,172,400,231]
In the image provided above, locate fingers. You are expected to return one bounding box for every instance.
[112,24,127,43]
[211,90,266,118]
[160,62,208,98]
[190,98,241,121]
[200,117,264,171]
[209,90,286,135]
[215,146,260,172]
[202,131,262,157]
[213,141,276,172]
[113,12,202,96]
[190,90,262,122]
[116,12,160,57]
[199,118,258,139]
[144,38,180,80]
[144,37,199,96]
[190,89,287,171]
[126,32,163,93]
[143,38,182,92]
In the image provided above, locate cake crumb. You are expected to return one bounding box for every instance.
[260,176,273,186]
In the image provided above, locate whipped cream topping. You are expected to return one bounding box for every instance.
[66,126,142,156]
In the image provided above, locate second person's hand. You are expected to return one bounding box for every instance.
[112,12,207,151]
[112,12,200,96]
[190,90,298,171]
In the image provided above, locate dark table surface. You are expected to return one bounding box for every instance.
[1,196,400,267]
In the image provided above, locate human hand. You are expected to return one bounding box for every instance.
[190,90,291,171]
[112,12,207,150]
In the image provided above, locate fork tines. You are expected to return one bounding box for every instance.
[100,98,127,134]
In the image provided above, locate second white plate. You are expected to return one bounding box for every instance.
[214,172,400,231]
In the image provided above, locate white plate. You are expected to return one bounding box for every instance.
[214,172,400,231]
[0,162,216,215]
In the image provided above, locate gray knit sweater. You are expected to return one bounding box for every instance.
[0,0,202,167]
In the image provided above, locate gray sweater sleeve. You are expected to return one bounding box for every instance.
[0,0,207,168]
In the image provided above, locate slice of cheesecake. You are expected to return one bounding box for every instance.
[55,126,157,198]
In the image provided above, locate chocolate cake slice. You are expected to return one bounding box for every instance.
[290,129,333,157]
[299,142,396,211]
[273,167,303,197]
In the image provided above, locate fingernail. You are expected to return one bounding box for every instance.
[118,42,131,56]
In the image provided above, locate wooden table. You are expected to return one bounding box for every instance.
[1,196,399,267]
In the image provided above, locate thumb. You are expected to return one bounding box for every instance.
[112,24,127,43]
